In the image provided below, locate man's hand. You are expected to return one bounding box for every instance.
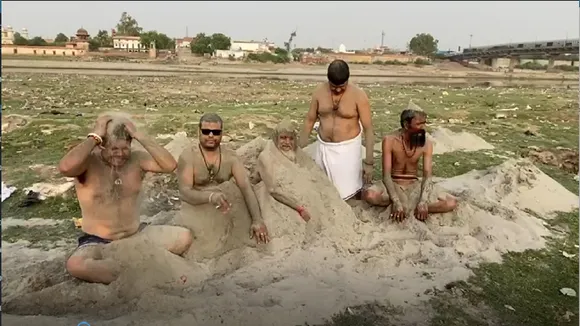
[414,202,429,221]
[362,162,374,184]
[390,201,407,222]
[209,192,231,214]
[250,222,270,244]
[124,120,138,138]
[297,206,311,222]
[93,115,112,138]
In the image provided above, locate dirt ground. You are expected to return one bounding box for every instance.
[1,67,578,326]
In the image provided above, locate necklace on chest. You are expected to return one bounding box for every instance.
[199,144,222,183]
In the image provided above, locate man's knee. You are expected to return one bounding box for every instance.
[362,189,380,204]
[174,227,193,255]
[443,196,458,212]
[66,255,88,278]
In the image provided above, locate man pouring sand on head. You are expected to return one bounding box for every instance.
[299,59,375,200]
[362,108,458,221]
[59,113,193,284]
[176,113,270,251]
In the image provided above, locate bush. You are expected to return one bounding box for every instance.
[555,64,578,72]
[374,60,407,66]
[246,52,290,64]
[515,62,546,71]
[414,58,432,66]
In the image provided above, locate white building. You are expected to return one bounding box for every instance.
[112,35,145,52]
[230,40,275,53]
[1,26,15,45]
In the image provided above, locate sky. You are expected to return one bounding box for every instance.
[3,1,579,51]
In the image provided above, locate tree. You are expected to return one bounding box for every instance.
[210,33,231,50]
[28,36,47,46]
[116,11,143,36]
[13,32,28,45]
[140,30,174,50]
[190,33,212,55]
[54,33,69,43]
[88,39,100,51]
[408,33,438,56]
[94,30,113,47]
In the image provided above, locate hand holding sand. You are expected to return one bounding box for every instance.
[414,202,428,221]
[209,192,231,214]
[123,120,138,138]
[93,115,113,138]
[250,222,270,244]
[362,162,373,185]
[390,201,407,222]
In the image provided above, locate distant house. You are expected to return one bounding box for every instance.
[112,29,144,52]
[230,40,275,53]
[176,37,195,48]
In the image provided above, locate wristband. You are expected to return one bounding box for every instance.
[209,192,215,203]
[363,160,374,166]
[87,133,103,145]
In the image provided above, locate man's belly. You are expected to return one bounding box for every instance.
[318,117,361,143]
[79,204,141,240]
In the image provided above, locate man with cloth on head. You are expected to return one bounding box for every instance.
[362,106,458,221]
[298,59,375,200]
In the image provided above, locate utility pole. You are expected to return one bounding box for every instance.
[469,34,473,49]
[381,30,385,48]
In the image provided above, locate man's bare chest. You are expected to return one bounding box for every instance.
[318,94,358,119]
[81,163,144,200]
[193,154,233,186]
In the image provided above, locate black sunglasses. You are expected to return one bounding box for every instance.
[200,129,222,136]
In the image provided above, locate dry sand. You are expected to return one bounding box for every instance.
[2,133,578,326]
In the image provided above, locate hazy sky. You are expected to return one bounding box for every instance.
[3,1,579,50]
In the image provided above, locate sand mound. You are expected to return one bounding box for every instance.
[3,144,577,325]
[429,127,495,155]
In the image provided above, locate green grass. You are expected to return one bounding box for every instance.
[3,223,79,247]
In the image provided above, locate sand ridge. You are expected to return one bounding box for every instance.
[2,134,578,326]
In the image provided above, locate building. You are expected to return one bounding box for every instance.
[2,26,88,57]
[230,40,275,53]
[1,26,15,45]
[176,37,194,48]
[111,29,145,52]
[65,28,90,50]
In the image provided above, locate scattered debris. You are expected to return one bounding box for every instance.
[2,182,17,202]
[23,181,75,199]
[19,191,42,207]
[559,288,577,297]
[504,304,516,311]
[562,251,576,259]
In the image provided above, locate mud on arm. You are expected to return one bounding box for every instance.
[133,132,177,173]
[232,157,263,223]
[58,138,99,177]
[177,149,213,205]
[418,140,434,205]
[298,93,319,148]
[358,90,375,165]
[381,137,403,207]
[257,151,302,212]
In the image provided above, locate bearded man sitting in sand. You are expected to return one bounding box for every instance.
[59,113,193,284]
[177,113,270,249]
[362,109,457,221]
[258,119,321,223]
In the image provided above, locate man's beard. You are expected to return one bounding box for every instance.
[280,148,296,162]
[409,130,426,148]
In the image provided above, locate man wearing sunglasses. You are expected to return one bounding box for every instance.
[298,59,375,200]
[177,113,270,253]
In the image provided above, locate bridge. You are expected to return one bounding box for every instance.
[446,39,579,70]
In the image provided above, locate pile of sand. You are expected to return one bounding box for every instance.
[429,127,495,155]
[2,133,578,325]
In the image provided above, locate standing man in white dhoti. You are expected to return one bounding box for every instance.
[298,59,375,200]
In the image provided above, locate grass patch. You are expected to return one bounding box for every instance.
[306,302,403,326]
[430,210,579,326]
[1,191,81,220]
[3,223,79,246]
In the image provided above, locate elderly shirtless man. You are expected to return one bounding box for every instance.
[258,120,319,222]
[362,109,457,221]
[177,113,270,244]
[299,59,375,200]
[59,113,192,284]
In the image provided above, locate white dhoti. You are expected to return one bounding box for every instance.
[310,131,363,200]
